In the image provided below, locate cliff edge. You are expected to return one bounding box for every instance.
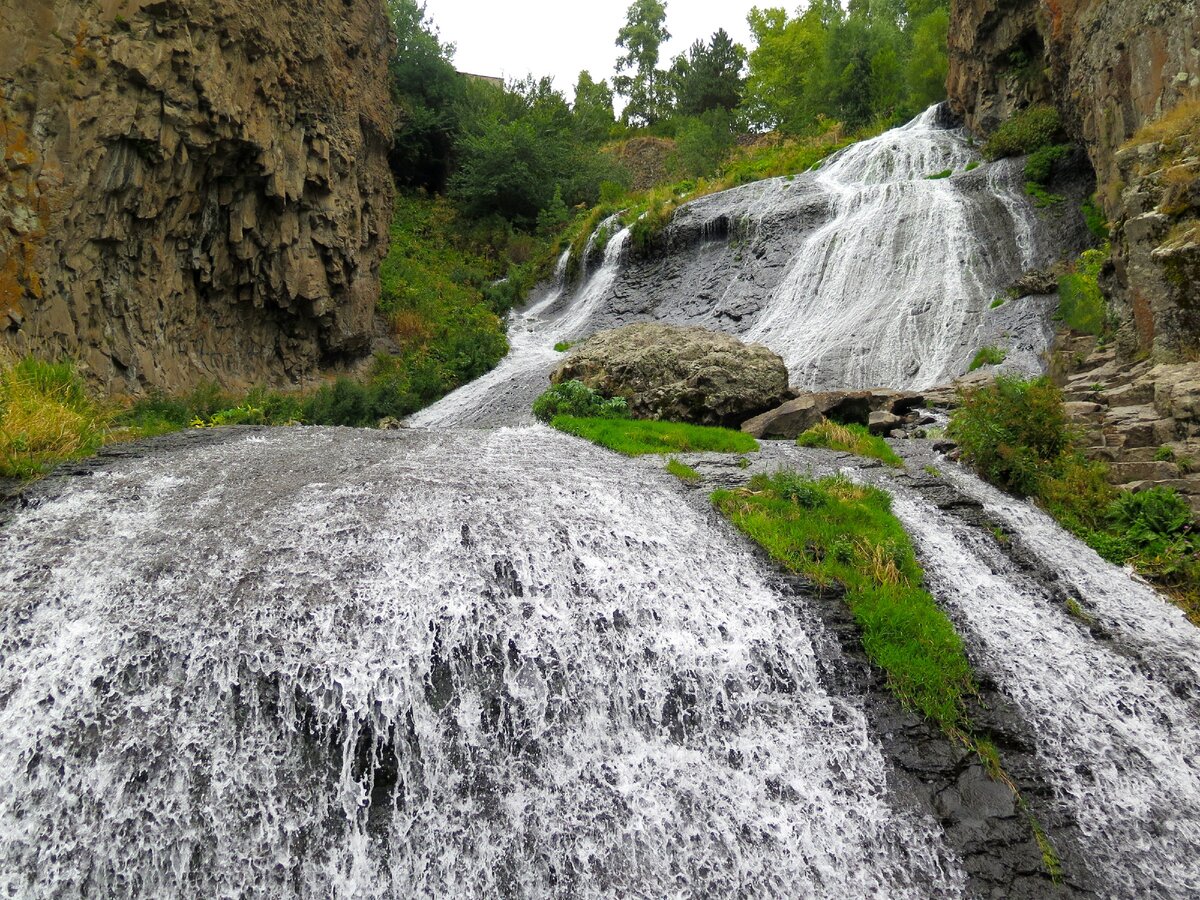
[948,0,1199,358]
[0,0,395,393]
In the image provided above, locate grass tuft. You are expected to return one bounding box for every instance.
[796,421,903,467]
[666,458,702,483]
[969,346,1007,371]
[550,416,758,456]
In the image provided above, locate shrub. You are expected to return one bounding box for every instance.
[532,381,629,423]
[969,346,1008,371]
[984,104,1063,160]
[1081,196,1110,241]
[1057,244,1110,336]
[949,376,1073,496]
[1107,487,1194,551]
[1024,144,1072,185]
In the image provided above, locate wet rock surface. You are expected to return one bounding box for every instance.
[0,0,395,393]
[551,323,790,427]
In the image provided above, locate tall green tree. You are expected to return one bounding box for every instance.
[386,0,466,191]
[573,71,617,143]
[669,29,748,116]
[614,0,671,126]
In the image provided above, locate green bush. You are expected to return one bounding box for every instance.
[949,376,1073,496]
[532,381,629,423]
[984,105,1063,160]
[1057,244,1110,336]
[1024,144,1072,185]
[1107,487,1193,551]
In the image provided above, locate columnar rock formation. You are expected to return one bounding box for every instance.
[948,0,1199,358]
[0,0,395,392]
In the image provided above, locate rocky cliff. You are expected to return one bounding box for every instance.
[948,0,1199,358]
[0,0,395,393]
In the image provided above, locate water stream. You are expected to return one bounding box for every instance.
[0,429,963,897]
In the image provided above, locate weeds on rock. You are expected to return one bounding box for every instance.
[796,421,903,468]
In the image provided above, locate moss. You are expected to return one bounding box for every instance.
[550,416,758,456]
[926,169,953,180]
[969,346,1007,371]
[796,421,903,467]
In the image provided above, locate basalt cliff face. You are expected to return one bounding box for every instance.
[948,0,1200,358]
[0,0,395,393]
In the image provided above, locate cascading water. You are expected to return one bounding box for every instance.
[0,429,964,897]
[886,474,1200,899]
[744,108,1043,389]
[413,106,1067,429]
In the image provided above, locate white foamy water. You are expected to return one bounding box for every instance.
[744,107,1037,389]
[0,429,964,898]
[889,478,1200,899]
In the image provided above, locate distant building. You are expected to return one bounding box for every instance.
[458,72,504,89]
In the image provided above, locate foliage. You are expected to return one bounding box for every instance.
[1057,244,1110,336]
[550,415,758,456]
[742,1,951,135]
[573,71,617,143]
[667,28,747,117]
[385,0,466,191]
[532,381,629,423]
[1024,144,1072,185]
[0,354,107,478]
[949,376,1073,496]
[614,0,671,126]
[671,109,738,177]
[983,105,1063,160]
[969,346,1008,371]
[926,169,952,180]
[713,472,976,732]
[1081,195,1110,241]
[797,421,904,467]
[950,375,1199,623]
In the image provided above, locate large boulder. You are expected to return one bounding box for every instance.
[551,324,790,427]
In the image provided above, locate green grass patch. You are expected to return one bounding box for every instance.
[550,416,758,456]
[990,296,1007,309]
[969,346,1008,371]
[1026,182,1065,207]
[926,169,953,180]
[713,472,975,732]
[666,458,702,483]
[1,354,108,478]
[965,161,981,172]
[553,341,574,353]
[1081,195,1110,241]
[797,421,903,468]
[1024,144,1072,185]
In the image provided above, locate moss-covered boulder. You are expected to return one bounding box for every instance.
[551,324,789,427]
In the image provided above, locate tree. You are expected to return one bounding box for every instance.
[907,9,950,108]
[613,0,671,126]
[573,71,617,143]
[669,29,748,117]
[386,0,466,191]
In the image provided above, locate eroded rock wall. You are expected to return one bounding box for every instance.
[948,0,1200,357]
[0,0,395,392]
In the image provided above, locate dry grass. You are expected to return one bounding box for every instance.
[1124,96,1200,150]
[388,309,433,345]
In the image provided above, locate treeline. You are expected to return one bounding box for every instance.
[386,0,951,230]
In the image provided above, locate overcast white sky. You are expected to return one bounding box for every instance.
[425,0,767,100]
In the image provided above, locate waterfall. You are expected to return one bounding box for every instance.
[887,475,1200,899]
[411,106,1061,430]
[0,429,964,897]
